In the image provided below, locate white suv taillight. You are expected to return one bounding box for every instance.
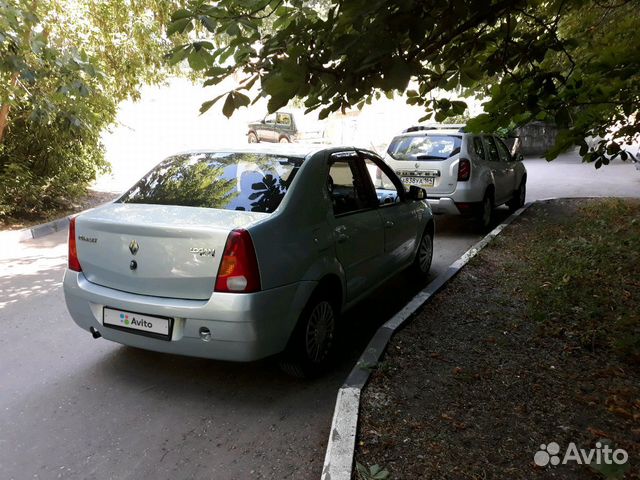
[214,229,261,293]
[68,217,82,272]
[457,158,471,181]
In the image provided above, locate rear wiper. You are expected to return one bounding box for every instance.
[416,155,444,160]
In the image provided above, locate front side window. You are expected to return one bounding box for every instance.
[264,114,276,124]
[327,156,377,215]
[364,158,403,205]
[118,152,302,213]
[387,134,462,161]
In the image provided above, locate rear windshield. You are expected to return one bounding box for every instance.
[387,134,462,161]
[118,152,303,213]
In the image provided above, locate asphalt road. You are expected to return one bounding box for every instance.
[0,152,638,480]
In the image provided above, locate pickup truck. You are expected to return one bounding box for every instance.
[247,111,324,143]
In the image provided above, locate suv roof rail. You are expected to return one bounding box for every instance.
[402,124,467,133]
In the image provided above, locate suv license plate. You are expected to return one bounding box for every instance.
[402,177,435,188]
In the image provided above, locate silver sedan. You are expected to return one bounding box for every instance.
[64,145,434,376]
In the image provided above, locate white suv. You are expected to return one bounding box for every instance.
[384,126,527,229]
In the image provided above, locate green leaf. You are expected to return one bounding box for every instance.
[234,91,251,108]
[382,59,412,91]
[199,92,223,115]
[450,100,467,115]
[167,46,190,66]
[226,22,241,36]
[222,92,235,118]
[188,50,211,70]
[167,18,191,36]
[193,41,214,51]
[579,143,588,156]
[171,9,191,22]
[434,110,448,122]
[201,16,216,33]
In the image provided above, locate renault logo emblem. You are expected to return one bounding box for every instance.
[129,240,139,255]
[415,162,420,169]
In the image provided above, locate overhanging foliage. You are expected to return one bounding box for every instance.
[168,0,639,166]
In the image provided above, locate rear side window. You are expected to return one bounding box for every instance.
[495,138,512,162]
[118,152,302,213]
[328,157,377,215]
[484,136,501,162]
[387,134,462,161]
[276,112,292,126]
[473,137,486,160]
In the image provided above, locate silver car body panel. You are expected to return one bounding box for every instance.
[64,144,432,361]
[63,270,316,361]
[76,204,268,300]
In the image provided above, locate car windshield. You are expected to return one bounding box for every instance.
[387,134,462,160]
[118,152,303,213]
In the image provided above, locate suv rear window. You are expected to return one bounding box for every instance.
[118,152,302,213]
[387,134,462,161]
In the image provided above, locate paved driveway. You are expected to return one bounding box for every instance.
[0,153,637,479]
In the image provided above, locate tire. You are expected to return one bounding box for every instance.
[278,136,290,143]
[507,179,526,212]
[409,228,433,279]
[279,291,338,378]
[248,132,259,143]
[476,191,494,231]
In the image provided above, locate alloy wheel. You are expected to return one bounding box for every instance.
[418,234,433,273]
[305,301,335,363]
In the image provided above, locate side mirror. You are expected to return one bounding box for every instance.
[407,185,427,201]
[516,153,524,162]
[261,119,266,124]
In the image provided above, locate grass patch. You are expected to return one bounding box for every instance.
[511,198,640,362]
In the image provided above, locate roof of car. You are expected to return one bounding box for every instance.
[170,143,376,159]
[395,129,469,138]
[402,124,467,133]
[172,143,328,158]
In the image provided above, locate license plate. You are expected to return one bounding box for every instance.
[103,307,172,339]
[402,176,435,188]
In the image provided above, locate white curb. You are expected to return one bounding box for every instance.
[321,202,534,480]
[321,387,361,480]
[1,199,116,243]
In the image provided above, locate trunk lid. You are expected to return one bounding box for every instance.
[385,132,464,195]
[75,203,267,300]
[389,155,460,195]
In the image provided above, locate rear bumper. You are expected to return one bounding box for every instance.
[63,270,316,362]
[426,197,460,215]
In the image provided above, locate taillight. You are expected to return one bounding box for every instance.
[68,217,82,272]
[457,158,471,181]
[214,229,261,293]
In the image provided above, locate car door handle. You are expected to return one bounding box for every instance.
[384,220,394,228]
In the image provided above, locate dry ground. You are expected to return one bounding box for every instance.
[355,198,640,480]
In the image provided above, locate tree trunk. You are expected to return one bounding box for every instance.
[0,72,20,145]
